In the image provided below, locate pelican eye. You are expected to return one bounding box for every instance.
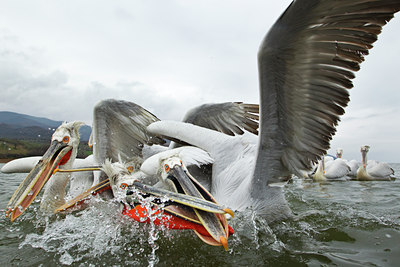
[62,136,70,143]
[180,160,183,166]
[164,164,170,172]
[127,166,134,173]
[120,183,128,189]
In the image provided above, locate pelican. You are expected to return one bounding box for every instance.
[4,99,258,222]
[356,145,395,180]
[140,147,233,249]
[102,148,234,250]
[311,155,350,181]
[4,99,166,221]
[334,148,360,178]
[3,99,167,219]
[5,121,87,220]
[310,150,353,181]
[144,1,400,221]
[1,154,97,199]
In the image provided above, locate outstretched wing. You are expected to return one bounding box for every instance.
[183,102,259,135]
[254,0,400,185]
[92,99,165,164]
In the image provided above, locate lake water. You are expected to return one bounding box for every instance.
[1,163,399,266]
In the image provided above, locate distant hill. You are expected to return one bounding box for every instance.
[0,111,91,141]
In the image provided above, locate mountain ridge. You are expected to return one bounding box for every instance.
[0,111,91,141]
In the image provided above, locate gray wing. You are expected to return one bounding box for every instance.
[253,0,400,185]
[92,99,165,164]
[183,102,259,135]
[168,102,258,148]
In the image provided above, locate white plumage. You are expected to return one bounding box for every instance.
[357,145,395,180]
[312,156,350,181]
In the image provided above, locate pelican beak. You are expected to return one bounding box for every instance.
[125,164,233,250]
[55,178,110,213]
[166,164,232,250]
[5,140,73,222]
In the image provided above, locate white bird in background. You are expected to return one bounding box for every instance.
[336,148,343,159]
[311,155,350,181]
[146,1,400,221]
[335,148,360,178]
[357,145,395,181]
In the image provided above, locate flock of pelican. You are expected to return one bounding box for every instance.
[2,0,400,250]
[310,147,395,181]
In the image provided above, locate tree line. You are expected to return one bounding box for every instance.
[0,138,92,160]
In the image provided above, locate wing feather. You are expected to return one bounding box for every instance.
[253,0,400,186]
[182,102,259,136]
[92,99,165,164]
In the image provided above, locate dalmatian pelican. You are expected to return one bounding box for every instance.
[335,148,360,178]
[4,99,258,222]
[102,151,234,250]
[145,0,400,221]
[357,145,395,180]
[4,99,165,221]
[311,155,351,181]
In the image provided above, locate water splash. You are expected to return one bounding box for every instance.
[2,166,400,266]
[18,194,173,266]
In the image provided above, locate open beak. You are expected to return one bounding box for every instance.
[5,140,73,222]
[128,181,233,216]
[165,165,232,250]
[124,164,233,250]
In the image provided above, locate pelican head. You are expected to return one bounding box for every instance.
[101,159,144,200]
[161,156,184,180]
[5,121,84,222]
[141,146,214,192]
[336,148,343,159]
[361,145,370,153]
[161,156,191,192]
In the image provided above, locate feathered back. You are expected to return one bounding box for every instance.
[141,147,214,176]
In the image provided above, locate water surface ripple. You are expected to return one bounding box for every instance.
[1,163,399,266]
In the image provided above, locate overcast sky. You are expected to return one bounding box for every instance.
[1,1,399,162]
